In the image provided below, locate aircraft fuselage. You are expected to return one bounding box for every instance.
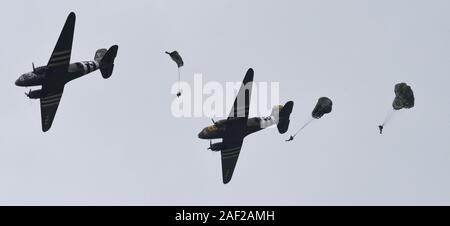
[15,60,100,95]
[198,116,277,140]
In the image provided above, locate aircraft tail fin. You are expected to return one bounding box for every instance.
[99,45,119,79]
[276,101,294,134]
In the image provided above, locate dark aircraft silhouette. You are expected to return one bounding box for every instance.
[198,68,294,184]
[15,12,118,132]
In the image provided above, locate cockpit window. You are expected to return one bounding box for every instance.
[207,125,218,132]
[34,66,46,74]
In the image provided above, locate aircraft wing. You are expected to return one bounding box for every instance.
[220,68,254,184]
[47,12,75,71]
[227,68,254,119]
[40,85,65,132]
[221,126,245,184]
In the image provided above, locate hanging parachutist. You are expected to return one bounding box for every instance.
[285,135,294,142]
[166,51,184,97]
[378,125,383,134]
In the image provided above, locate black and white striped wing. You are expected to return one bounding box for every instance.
[40,87,64,132]
[221,133,244,184]
[47,12,75,70]
[228,68,254,119]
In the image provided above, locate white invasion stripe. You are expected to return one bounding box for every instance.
[222,150,240,157]
[52,50,71,56]
[50,55,70,62]
[41,101,60,107]
[41,99,61,106]
[48,61,68,67]
[223,154,239,159]
[45,93,62,99]
[41,95,62,103]
[41,98,61,105]
[82,63,88,73]
[222,147,240,153]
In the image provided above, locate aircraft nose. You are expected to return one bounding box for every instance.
[15,77,23,86]
[198,129,207,139]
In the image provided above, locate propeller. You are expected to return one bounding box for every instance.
[24,89,31,97]
[207,140,212,150]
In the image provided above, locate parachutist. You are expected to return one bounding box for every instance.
[285,136,294,142]
[378,125,383,134]
[166,50,184,99]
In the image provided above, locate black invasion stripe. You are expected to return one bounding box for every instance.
[222,154,239,159]
[49,58,69,65]
[41,95,62,103]
[50,54,70,62]
[222,147,240,153]
[41,97,61,105]
[52,50,71,57]
[41,102,60,108]
[222,150,241,157]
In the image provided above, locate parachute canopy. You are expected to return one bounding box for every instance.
[165,51,184,68]
[312,97,333,119]
[392,83,414,110]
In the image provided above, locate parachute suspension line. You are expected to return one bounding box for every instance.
[382,109,395,126]
[177,67,181,93]
[293,117,314,137]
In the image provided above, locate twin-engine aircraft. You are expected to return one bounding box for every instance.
[15,13,292,185]
[15,12,118,132]
[198,68,294,184]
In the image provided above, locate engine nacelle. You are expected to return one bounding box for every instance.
[26,89,44,99]
[208,142,226,152]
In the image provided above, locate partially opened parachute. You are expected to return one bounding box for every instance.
[392,83,414,110]
[166,51,184,68]
[312,97,333,119]
[165,50,184,97]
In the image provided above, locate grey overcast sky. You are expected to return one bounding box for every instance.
[1,0,450,205]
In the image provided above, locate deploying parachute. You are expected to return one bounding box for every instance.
[286,97,333,141]
[378,83,415,134]
[312,97,333,119]
[166,51,184,97]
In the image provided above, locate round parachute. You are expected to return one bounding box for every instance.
[312,97,333,119]
[392,83,414,110]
